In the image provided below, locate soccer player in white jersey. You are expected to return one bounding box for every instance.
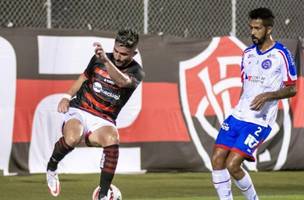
[211,8,297,200]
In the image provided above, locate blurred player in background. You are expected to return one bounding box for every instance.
[211,7,297,200]
[46,29,145,200]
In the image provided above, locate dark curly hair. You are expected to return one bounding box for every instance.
[115,29,139,49]
[249,7,275,27]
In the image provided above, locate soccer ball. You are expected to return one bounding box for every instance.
[92,184,122,200]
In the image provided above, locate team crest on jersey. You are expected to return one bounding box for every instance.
[261,59,272,69]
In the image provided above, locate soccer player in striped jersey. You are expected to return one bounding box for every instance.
[211,8,297,200]
[46,29,144,200]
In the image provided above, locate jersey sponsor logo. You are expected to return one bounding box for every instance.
[93,81,120,100]
[244,134,258,149]
[104,78,115,85]
[261,59,272,69]
[245,74,266,84]
[221,122,229,131]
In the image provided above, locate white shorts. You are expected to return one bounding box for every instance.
[63,107,116,136]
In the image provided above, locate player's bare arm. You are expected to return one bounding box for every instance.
[93,42,132,88]
[57,74,88,113]
[250,85,297,111]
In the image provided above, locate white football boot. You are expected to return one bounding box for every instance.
[46,170,61,197]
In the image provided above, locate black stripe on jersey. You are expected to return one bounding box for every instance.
[92,75,119,91]
[79,95,116,120]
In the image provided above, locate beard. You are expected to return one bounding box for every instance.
[251,34,267,45]
[114,59,129,68]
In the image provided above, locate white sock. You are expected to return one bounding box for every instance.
[234,170,259,200]
[212,169,233,200]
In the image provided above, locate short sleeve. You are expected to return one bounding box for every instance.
[125,64,145,88]
[84,55,96,79]
[240,52,245,83]
[278,47,297,86]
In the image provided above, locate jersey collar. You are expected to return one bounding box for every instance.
[256,42,277,55]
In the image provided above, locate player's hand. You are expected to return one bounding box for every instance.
[57,98,70,113]
[93,42,110,63]
[250,93,270,111]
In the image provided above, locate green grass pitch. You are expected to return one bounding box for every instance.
[1,171,304,199]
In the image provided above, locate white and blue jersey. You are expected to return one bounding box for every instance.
[232,42,297,127]
[215,42,297,161]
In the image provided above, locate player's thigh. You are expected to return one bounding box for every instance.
[212,147,230,170]
[225,151,244,170]
[63,118,84,145]
[88,126,119,147]
[225,151,245,179]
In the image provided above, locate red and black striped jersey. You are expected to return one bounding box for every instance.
[70,53,145,123]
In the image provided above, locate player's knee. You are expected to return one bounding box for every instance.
[226,160,240,176]
[94,131,119,147]
[64,135,81,147]
[211,153,225,169]
[105,131,120,145]
[211,149,227,169]
[90,126,120,147]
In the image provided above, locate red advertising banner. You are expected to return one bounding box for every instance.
[0,29,303,175]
